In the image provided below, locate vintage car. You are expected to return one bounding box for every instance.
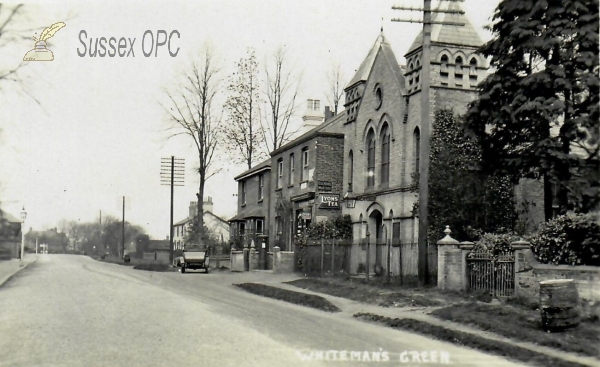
[179,247,209,274]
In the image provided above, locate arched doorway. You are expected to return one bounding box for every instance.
[369,209,384,271]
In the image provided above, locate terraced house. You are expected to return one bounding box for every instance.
[229,159,271,249]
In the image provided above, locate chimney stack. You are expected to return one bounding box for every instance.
[301,99,324,134]
[324,106,333,121]
[203,196,214,214]
[189,201,198,219]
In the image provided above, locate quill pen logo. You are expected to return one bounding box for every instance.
[23,22,66,61]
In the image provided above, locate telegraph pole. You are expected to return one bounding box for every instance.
[161,156,185,263]
[392,0,465,285]
[122,196,125,258]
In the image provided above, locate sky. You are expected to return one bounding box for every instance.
[0,0,499,239]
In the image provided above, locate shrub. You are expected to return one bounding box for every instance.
[473,232,518,257]
[529,213,600,266]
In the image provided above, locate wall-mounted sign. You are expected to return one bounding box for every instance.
[300,212,312,219]
[317,180,332,192]
[319,194,340,209]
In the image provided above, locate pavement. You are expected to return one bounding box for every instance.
[257,278,600,367]
[0,254,38,288]
[0,255,525,367]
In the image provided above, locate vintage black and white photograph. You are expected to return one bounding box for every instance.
[0,0,598,366]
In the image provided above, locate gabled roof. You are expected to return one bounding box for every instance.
[345,32,406,95]
[346,32,386,89]
[0,210,22,223]
[234,158,271,181]
[407,1,484,55]
[270,111,346,156]
[204,211,228,225]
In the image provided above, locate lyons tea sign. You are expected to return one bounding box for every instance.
[319,194,340,209]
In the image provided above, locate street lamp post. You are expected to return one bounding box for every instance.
[20,207,27,262]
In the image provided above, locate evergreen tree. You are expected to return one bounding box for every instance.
[465,0,599,217]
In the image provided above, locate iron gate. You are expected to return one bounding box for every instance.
[467,248,515,297]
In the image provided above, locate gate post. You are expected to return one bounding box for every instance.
[437,226,459,290]
[459,241,475,291]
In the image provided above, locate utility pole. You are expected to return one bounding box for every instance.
[161,156,185,263]
[392,0,465,285]
[122,196,125,258]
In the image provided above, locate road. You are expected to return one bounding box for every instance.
[0,255,523,367]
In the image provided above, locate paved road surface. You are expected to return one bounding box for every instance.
[0,255,524,367]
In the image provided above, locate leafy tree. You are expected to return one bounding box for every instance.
[413,109,517,244]
[223,48,266,169]
[465,0,600,217]
[184,216,222,252]
[262,46,301,152]
[164,46,222,245]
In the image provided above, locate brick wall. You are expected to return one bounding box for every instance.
[515,249,600,318]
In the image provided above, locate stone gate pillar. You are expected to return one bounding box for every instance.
[437,226,460,290]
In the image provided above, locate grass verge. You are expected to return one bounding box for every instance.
[235,283,340,312]
[286,278,466,308]
[354,312,589,367]
[133,263,176,272]
[431,302,600,358]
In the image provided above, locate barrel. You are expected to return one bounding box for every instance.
[539,279,580,331]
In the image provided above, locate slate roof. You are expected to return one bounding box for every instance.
[234,158,271,181]
[407,1,484,55]
[270,111,346,156]
[345,32,406,95]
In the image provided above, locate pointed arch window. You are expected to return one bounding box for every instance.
[348,150,354,192]
[413,127,421,183]
[440,54,449,76]
[367,130,376,188]
[455,56,464,76]
[381,126,390,186]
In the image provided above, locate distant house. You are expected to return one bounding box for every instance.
[229,159,271,249]
[0,209,22,259]
[172,197,229,249]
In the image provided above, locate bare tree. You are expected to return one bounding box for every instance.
[0,4,25,85]
[325,62,346,115]
[223,48,266,170]
[262,46,301,152]
[163,47,222,244]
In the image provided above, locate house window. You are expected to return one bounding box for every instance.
[241,180,246,204]
[348,150,354,192]
[301,148,309,181]
[381,126,390,186]
[256,219,264,234]
[277,159,283,189]
[289,153,295,185]
[367,129,375,188]
[414,127,421,182]
[258,174,264,200]
[308,99,320,111]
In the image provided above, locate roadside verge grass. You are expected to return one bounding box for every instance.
[235,283,340,312]
[354,312,589,367]
[431,302,600,358]
[133,263,175,272]
[286,278,462,307]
